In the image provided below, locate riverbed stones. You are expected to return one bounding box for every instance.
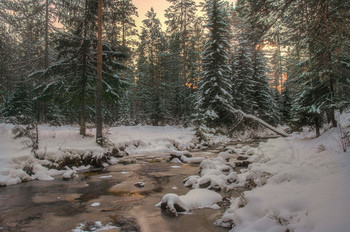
[235,160,251,167]
[170,158,182,164]
[111,217,140,232]
[134,182,145,188]
[118,158,136,165]
[237,155,248,161]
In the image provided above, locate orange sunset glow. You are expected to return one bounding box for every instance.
[132,0,236,29]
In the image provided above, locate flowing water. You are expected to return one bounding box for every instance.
[0,150,232,232]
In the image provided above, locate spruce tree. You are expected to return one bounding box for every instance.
[199,0,233,127]
[2,82,34,123]
[231,32,255,114]
[284,0,350,135]
[252,50,280,123]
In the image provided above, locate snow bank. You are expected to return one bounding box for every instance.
[0,124,196,186]
[217,112,350,232]
[108,125,196,154]
[0,124,65,185]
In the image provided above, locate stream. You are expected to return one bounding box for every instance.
[0,141,265,232]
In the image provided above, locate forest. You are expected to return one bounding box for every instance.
[1,1,350,231]
[0,0,349,139]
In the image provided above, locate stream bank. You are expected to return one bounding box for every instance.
[0,139,265,232]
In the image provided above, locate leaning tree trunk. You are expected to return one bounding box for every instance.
[227,105,290,137]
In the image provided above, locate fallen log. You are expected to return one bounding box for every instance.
[227,105,290,137]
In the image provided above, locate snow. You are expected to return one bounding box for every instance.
[180,155,205,164]
[210,204,221,209]
[170,165,181,169]
[2,113,350,231]
[156,189,222,216]
[99,175,112,179]
[71,221,119,232]
[170,158,182,164]
[134,181,145,187]
[215,112,350,232]
[180,188,222,210]
[0,124,196,186]
[91,202,101,207]
[62,169,77,179]
[108,125,196,154]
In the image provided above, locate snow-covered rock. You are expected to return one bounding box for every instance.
[156,189,222,216]
[134,182,145,187]
[156,193,189,216]
[90,202,100,207]
[170,158,182,164]
[62,167,78,180]
[218,151,236,160]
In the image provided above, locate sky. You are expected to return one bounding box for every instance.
[132,0,236,29]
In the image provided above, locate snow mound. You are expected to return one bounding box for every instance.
[180,189,222,210]
[156,189,222,216]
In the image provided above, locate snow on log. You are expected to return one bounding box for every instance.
[227,105,290,137]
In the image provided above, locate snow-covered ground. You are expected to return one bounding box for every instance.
[0,124,196,186]
[213,113,350,232]
[1,113,350,232]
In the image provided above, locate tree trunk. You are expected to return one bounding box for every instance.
[314,116,320,137]
[43,0,50,122]
[80,0,89,136]
[96,0,103,144]
[323,0,337,128]
[80,76,87,136]
[44,0,49,69]
[227,105,290,137]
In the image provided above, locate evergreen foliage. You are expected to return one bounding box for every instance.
[230,2,279,126]
[199,0,233,127]
[135,8,168,124]
[2,82,34,123]
[164,0,199,122]
[0,0,349,139]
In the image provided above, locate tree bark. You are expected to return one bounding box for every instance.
[96,0,103,144]
[314,116,320,137]
[45,0,49,69]
[80,0,89,137]
[323,0,337,128]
